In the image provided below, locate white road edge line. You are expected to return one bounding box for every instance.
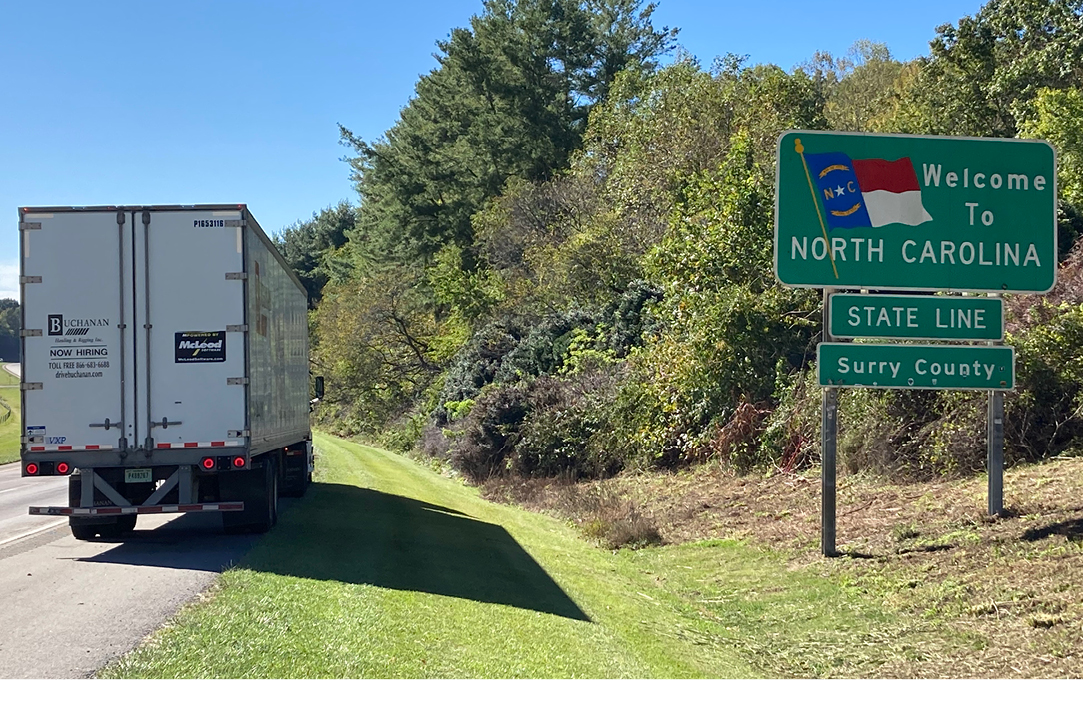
[0,519,66,548]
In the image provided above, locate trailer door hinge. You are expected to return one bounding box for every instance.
[20,329,42,337]
[20,276,42,284]
[227,377,248,386]
[19,222,41,231]
[224,219,246,227]
[225,272,247,281]
[21,382,42,391]
[227,429,251,438]
[225,324,248,333]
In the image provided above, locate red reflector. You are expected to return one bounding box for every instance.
[233,456,246,468]
[26,463,39,475]
[201,457,215,470]
[56,462,70,474]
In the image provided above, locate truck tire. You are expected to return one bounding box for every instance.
[280,449,308,498]
[70,520,97,541]
[68,473,111,540]
[70,517,131,540]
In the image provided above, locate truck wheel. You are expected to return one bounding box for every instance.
[70,520,97,541]
[68,473,83,507]
[115,514,137,534]
[267,455,279,528]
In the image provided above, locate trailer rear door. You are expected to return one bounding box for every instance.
[21,210,131,451]
[133,209,247,450]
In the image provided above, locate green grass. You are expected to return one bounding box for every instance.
[0,367,20,464]
[100,432,910,678]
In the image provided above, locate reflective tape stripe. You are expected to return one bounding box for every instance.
[28,502,244,516]
[27,445,114,452]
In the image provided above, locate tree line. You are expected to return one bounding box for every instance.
[278,0,1083,482]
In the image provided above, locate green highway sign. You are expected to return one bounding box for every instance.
[818,343,1014,390]
[829,293,1003,341]
[775,130,1056,293]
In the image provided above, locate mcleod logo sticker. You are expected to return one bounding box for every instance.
[175,331,226,363]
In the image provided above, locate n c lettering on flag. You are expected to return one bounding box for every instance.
[793,138,934,278]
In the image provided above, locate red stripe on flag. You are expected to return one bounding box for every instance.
[853,157,920,193]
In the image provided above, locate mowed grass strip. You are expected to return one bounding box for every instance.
[101,433,902,678]
[0,367,21,464]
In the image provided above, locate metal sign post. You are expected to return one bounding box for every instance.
[821,387,838,557]
[988,390,1005,515]
[821,289,838,557]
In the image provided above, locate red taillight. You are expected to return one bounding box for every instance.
[233,456,246,468]
[56,462,70,475]
[26,463,39,475]
[201,457,216,470]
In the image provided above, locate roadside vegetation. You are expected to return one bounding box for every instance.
[0,366,21,464]
[286,0,1083,490]
[98,434,921,679]
[102,435,1083,678]
[500,453,1083,677]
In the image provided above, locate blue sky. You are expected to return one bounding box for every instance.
[0,0,987,298]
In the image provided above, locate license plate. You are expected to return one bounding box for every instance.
[125,468,153,484]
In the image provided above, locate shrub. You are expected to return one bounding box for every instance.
[758,367,821,472]
[571,484,663,550]
[448,384,531,482]
[511,372,625,479]
[434,319,525,424]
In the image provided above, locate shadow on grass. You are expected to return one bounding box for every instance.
[245,483,591,622]
[1022,517,1083,542]
[72,483,590,621]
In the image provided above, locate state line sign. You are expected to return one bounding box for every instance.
[829,293,1004,341]
[775,130,1056,293]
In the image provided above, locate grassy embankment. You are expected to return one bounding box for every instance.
[565,455,1083,677]
[100,431,905,679]
[0,367,20,464]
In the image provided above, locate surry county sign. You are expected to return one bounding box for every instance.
[774,131,1056,293]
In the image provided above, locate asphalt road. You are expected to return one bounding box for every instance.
[0,467,271,678]
[0,463,67,546]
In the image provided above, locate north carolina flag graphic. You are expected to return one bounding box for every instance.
[803,152,933,229]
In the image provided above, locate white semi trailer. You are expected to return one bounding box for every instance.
[20,205,318,539]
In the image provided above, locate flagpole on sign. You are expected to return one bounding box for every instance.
[795,138,839,280]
